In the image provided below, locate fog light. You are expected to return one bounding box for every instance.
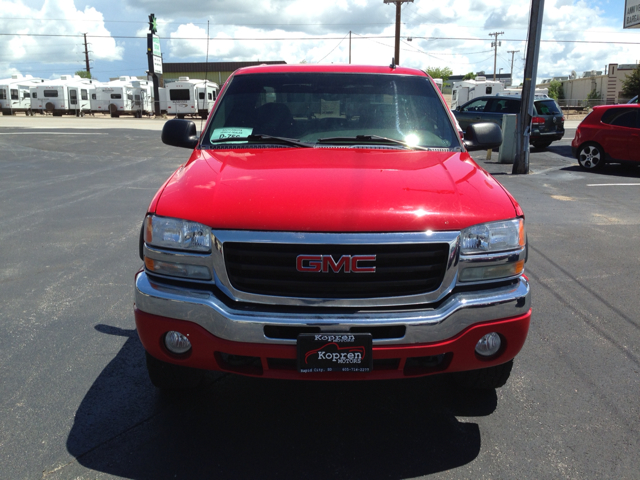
[165,331,192,354]
[475,332,501,357]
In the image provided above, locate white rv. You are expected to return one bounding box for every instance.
[158,87,167,114]
[31,75,95,116]
[166,77,219,118]
[0,75,43,115]
[451,77,505,109]
[451,77,550,109]
[501,87,550,98]
[93,76,154,117]
[131,80,154,117]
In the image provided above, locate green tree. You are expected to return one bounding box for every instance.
[425,66,453,81]
[586,88,601,107]
[547,80,564,101]
[75,70,92,79]
[462,72,476,80]
[621,64,640,98]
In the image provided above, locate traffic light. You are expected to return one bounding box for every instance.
[149,14,157,34]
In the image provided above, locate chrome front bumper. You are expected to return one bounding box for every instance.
[135,272,531,346]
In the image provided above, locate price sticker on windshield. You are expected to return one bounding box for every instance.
[210,127,253,141]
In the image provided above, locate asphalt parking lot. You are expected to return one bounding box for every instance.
[1,115,639,479]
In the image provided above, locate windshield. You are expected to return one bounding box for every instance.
[202,72,458,149]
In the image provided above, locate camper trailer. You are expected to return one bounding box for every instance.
[158,87,167,114]
[452,77,550,109]
[31,75,95,116]
[131,80,154,117]
[166,77,219,118]
[451,77,505,109]
[0,75,43,115]
[93,76,153,117]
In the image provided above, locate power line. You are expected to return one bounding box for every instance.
[0,17,395,26]
[316,32,350,63]
[4,16,640,36]
[1,32,640,46]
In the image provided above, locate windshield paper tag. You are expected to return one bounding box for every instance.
[210,127,253,141]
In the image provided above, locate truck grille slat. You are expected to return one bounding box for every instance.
[223,242,449,298]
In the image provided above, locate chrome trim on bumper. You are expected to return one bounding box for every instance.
[135,272,530,346]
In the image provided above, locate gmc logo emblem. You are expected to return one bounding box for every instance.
[296,255,377,273]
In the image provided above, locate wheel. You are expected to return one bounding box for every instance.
[531,140,552,150]
[145,351,204,390]
[577,142,605,170]
[453,360,513,389]
[177,114,185,119]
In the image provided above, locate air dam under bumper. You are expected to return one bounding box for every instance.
[134,272,531,380]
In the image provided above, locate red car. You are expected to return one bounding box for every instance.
[135,64,531,390]
[572,104,640,170]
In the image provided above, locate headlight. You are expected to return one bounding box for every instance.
[144,215,211,252]
[458,218,526,283]
[460,218,525,254]
[143,215,212,281]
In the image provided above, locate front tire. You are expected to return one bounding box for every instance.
[577,142,605,170]
[145,351,205,390]
[453,360,513,389]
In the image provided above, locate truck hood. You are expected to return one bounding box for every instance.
[154,147,518,232]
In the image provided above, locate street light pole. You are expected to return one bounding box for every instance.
[513,0,545,175]
[384,0,413,65]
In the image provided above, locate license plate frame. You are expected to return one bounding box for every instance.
[297,333,373,373]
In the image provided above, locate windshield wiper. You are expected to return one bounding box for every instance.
[316,135,430,151]
[208,134,312,148]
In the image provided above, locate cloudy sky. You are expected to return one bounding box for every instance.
[0,0,637,83]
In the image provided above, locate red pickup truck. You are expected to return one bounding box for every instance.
[135,64,530,390]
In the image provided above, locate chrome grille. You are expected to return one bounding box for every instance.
[223,242,449,299]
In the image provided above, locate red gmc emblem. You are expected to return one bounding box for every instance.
[296,255,376,273]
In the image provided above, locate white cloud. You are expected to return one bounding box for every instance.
[2,0,638,82]
[0,0,123,76]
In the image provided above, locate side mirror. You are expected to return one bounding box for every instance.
[463,122,502,152]
[161,119,199,149]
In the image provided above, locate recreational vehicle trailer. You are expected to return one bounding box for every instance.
[131,80,154,117]
[93,76,153,117]
[31,75,95,116]
[166,77,219,118]
[0,75,43,115]
[158,87,167,115]
[451,77,505,109]
[451,77,550,110]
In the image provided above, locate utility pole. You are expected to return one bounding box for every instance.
[349,31,351,64]
[489,31,504,80]
[384,0,413,65]
[508,50,520,84]
[83,33,91,76]
[513,0,545,175]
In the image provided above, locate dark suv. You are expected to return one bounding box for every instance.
[453,95,565,149]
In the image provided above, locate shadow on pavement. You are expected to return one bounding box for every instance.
[560,163,640,178]
[67,324,498,479]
